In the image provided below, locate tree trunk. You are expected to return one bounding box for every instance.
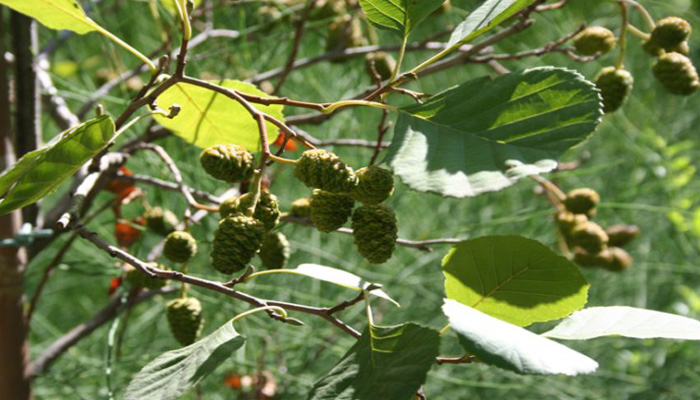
[0,9,34,400]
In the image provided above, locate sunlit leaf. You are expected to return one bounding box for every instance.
[447,0,537,49]
[359,0,444,37]
[0,0,98,34]
[0,116,116,216]
[442,236,589,326]
[153,80,284,152]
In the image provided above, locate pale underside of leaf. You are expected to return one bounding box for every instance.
[543,306,700,341]
[443,299,598,376]
[0,0,97,34]
[386,67,602,197]
[447,0,537,49]
[442,236,589,326]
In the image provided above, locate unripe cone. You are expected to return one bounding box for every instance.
[163,231,197,263]
[352,166,394,205]
[200,144,255,182]
[573,26,617,56]
[258,231,290,269]
[310,189,355,232]
[555,211,588,237]
[595,67,633,113]
[351,205,398,264]
[294,149,358,193]
[606,224,641,247]
[220,190,281,231]
[365,52,397,81]
[212,215,266,274]
[653,52,700,96]
[650,17,692,50]
[570,221,609,254]
[644,39,690,56]
[602,247,633,272]
[144,207,178,236]
[326,15,364,54]
[124,263,168,289]
[166,297,203,346]
[290,197,311,218]
[564,188,600,217]
[573,248,614,268]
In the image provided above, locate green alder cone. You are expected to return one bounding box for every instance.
[310,189,355,232]
[220,190,281,231]
[308,0,346,21]
[124,263,168,289]
[564,188,600,217]
[606,224,641,248]
[258,231,290,269]
[650,17,692,50]
[294,149,358,193]
[595,67,634,113]
[166,297,204,346]
[200,144,255,182]
[351,166,395,205]
[163,231,197,263]
[211,215,266,274]
[653,52,700,96]
[365,52,397,81]
[143,207,178,236]
[555,211,588,239]
[643,39,690,56]
[325,15,364,54]
[351,204,398,264]
[602,247,633,272]
[570,221,609,254]
[290,197,311,218]
[573,26,617,56]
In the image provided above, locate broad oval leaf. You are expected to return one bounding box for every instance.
[0,0,98,34]
[0,116,116,216]
[359,0,444,37]
[125,320,246,400]
[443,299,598,376]
[447,0,537,49]
[153,80,284,151]
[543,306,700,341]
[442,236,589,326]
[307,323,440,400]
[385,67,602,197]
[255,264,400,307]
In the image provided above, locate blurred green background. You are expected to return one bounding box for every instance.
[20,0,700,398]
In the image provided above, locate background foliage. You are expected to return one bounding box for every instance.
[20,0,700,398]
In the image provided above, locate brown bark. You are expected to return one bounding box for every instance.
[0,8,32,400]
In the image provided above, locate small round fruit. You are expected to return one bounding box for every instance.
[606,224,641,247]
[290,197,311,218]
[310,189,355,232]
[294,149,358,193]
[555,211,588,237]
[211,215,266,274]
[573,26,617,56]
[352,166,394,205]
[365,52,397,81]
[573,248,613,268]
[258,231,290,269]
[200,144,255,182]
[650,17,692,50]
[124,263,167,289]
[163,231,197,263]
[166,297,203,346]
[351,204,398,264]
[602,247,633,272]
[570,221,609,254]
[595,67,634,113]
[564,188,600,217]
[652,52,700,96]
[144,207,178,236]
[220,191,280,231]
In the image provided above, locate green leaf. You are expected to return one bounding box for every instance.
[359,0,444,36]
[307,323,440,400]
[0,116,116,216]
[0,0,98,34]
[443,299,598,376]
[125,320,246,400]
[446,0,537,49]
[159,0,202,15]
[385,67,602,197]
[543,307,700,341]
[259,264,399,307]
[153,80,284,152]
[442,236,589,326]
